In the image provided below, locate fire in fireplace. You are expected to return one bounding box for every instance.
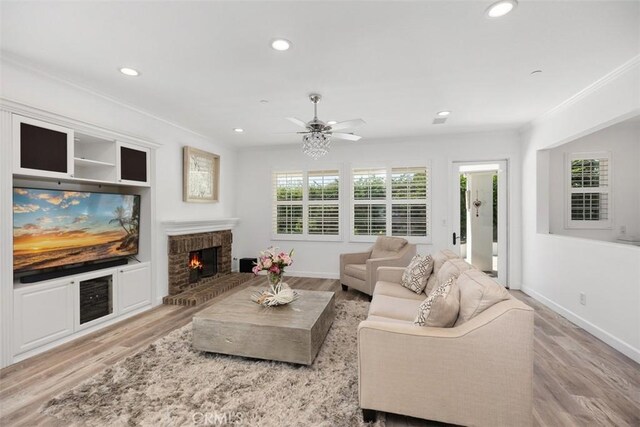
[188,247,218,283]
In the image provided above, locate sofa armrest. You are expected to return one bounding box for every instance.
[340,250,372,282]
[365,244,416,293]
[357,298,534,426]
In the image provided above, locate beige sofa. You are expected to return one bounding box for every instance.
[358,251,534,426]
[340,236,416,297]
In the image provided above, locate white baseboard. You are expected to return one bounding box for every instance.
[521,285,640,364]
[287,271,340,280]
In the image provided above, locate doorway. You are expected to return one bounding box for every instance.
[451,160,508,286]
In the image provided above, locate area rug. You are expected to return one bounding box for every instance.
[42,300,385,427]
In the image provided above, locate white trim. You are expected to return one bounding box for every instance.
[531,55,640,127]
[1,98,161,149]
[2,54,209,144]
[161,218,239,236]
[521,285,640,364]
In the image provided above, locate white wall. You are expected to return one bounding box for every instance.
[548,121,640,242]
[0,59,238,303]
[233,130,522,287]
[521,56,640,363]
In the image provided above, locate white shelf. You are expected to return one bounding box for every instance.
[74,157,115,167]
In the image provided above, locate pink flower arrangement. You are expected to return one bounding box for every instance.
[252,247,294,285]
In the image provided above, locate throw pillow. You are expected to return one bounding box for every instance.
[414,277,459,327]
[424,250,460,295]
[455,269,511,326]
[401,254,434,294]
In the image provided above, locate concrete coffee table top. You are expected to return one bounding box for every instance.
[192,286,335,365]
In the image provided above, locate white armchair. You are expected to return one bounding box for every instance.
[339,236,416,296]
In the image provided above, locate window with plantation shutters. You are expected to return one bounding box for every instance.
[351,166,430,241]
[272,169,341,239]
[391,167,428,237]
[273,172,303,235]
[567,152,611,229]
[308,170,340,235]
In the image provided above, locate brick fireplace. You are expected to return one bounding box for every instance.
[167,230,232,295]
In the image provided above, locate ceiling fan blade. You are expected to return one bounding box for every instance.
[332,132,362,141]
[328,118,366,131]
[286,117,308,129]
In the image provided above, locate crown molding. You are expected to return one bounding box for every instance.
[530,54,640,128]
[1,54,216,144]
[0,98,162,149]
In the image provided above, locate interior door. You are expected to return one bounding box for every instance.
[451,160,508,286]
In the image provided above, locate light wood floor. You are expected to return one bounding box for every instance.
[1,277,638,427]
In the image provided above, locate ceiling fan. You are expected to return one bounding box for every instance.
[286,93,365,159]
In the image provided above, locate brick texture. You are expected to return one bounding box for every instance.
[167,230,233,296]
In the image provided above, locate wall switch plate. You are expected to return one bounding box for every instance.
[580,293,587,306]
[620,225,627,235]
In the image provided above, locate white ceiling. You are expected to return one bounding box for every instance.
[1,1,638,148]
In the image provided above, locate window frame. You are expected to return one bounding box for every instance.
[565,151,613,230]
[271,167,343,242]
[349,162,432,244]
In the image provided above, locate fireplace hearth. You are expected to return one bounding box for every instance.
[167,230,232,295]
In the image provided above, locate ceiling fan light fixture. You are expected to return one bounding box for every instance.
[302,132,331,159]
[485,0,517,18]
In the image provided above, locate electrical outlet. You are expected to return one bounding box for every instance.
[580,293,587,306]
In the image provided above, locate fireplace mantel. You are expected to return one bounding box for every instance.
[161,218,239,236]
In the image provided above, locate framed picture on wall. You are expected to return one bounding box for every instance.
[183,146,220,202]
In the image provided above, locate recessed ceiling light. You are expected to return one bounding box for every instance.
[327,120,337,125]
[271,39,291,51]
[119,67,140,77]
[485,0,518,18]
[260,99,269,104]
[437,111,451,117]
[530,69,543,75]
[233,128,244,133]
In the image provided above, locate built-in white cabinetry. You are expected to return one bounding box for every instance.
[12,262,151,360]
[12,115,75,179]
[118,263,152,314]
[116,141,150,186]
[13,278,75,354]
[12,114,150,187]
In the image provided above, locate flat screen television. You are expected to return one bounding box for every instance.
[13,187,140,274]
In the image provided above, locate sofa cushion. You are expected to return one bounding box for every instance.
[428,258,473,295]
[371,236,408,259]
[455,269,511,326]
[344,263,366,281]
[374,281,426,301]
[368,295,423,322]
[414,277,460,327]
[400,254,433,294]
[425,250,460,294]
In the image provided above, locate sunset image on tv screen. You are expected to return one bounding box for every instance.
[13,188,140,273]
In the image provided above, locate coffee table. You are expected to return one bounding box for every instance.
[192,286,335,365]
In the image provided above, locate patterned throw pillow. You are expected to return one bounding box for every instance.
[401,254,434,294]
[414,277,460,327]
